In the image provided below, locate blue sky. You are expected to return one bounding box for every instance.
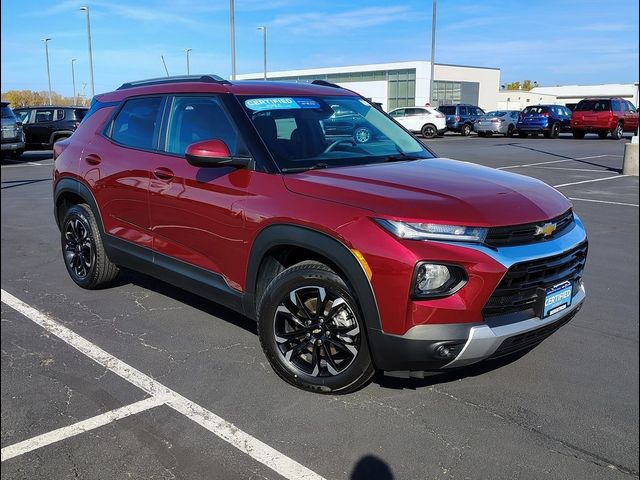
[1,0,638,97]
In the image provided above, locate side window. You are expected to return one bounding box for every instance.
[15,110,30,123]
[459,106,468,116]
[475,107,484,116]
[35,109,54,123]
[166,95,239,155]
[611,100,621,112]
[110,96,163,150]
[55,109,66,121]
[390,109,405,117]
[627,101,637,113]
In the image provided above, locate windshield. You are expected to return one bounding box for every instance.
[575,100,611,112]
[523,106,547,115]
[240,95,432,171]
[1,105,15,119]
[483,111,507,118]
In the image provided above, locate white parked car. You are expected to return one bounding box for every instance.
[388,107,447,138]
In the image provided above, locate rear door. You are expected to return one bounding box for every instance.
[402,108,428,131]
[28,108,56,147]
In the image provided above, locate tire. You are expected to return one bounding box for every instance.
[598,131,609,139]
[506,125,515,137]
[461,123,472,136]
[421,123,437,138]
[477,131,486,137]
[518,131,528,138]
[572,129,585,139]
[353,126,372,144]
[61,204,119,289]
[548,122,560,138]
[257,260,375,394]
[611,122,623,140]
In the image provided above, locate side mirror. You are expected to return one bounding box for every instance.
[185,139,251,168]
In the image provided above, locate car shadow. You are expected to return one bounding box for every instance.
[1,151,53,165]
[113,268,257,335]
[351,455,394,480]
[372,350,531,391]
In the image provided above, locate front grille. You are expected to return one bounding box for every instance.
[485,210,574,247]
[483,241,587,317]
[488,308,579,359]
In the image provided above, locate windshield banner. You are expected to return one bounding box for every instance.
[245,97,320,111]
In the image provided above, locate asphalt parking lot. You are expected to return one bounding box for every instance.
[1,133,638,480]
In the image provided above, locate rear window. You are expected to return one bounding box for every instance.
[575,100,611,112]
[523,106,548,114]
[438,106,456,115]
[1,105,15,119]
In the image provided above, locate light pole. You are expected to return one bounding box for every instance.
[184,48,192,75]
[80,6,95,97]
[429,0,437,106]
[229,0,236,80]
[71,58,77,105]
[42,38,52,105]
[256,26,267,80]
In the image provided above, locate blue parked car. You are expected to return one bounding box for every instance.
[438,104,485,136]
[516,105,573,138]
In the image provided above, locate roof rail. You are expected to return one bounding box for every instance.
[117,74,231,90]
[311,79,343,89]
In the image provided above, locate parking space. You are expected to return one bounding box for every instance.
[1,135,638,479]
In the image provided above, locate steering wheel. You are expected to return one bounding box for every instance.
[324,138,357,153]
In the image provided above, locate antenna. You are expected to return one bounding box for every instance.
[161,56,170,77]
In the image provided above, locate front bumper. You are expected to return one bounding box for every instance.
[1,141,25,151]
[370,217,588,375]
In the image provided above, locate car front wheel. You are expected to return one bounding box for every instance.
[421,123,437,138]
[61,204,119,289]
[257,261,375,394]
[611,122,623,140]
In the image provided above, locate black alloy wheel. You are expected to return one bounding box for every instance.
[64,217,94,279]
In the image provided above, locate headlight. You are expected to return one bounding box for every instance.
[412,262,467,298]
[376,219,487,242]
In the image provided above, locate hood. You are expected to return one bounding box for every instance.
[283,158,571,227]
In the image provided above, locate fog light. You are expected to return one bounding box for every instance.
[416,264,451,292]
[434,342,464,359]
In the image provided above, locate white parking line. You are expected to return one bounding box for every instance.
[554,175,629,188]
[531,166,614,173]
[0,289,325,480]
[569,197,639,207]
[1,396,165,462]
[574,154,622,160]
[0,162,53,168]
[497,159,572,170]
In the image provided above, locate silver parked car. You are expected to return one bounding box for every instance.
[474,110,520,137]
[1,102,26,158]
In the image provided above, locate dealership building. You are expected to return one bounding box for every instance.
[237,60,501,111]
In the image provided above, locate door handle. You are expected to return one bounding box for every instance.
[153,167,174,181]
[85,154,101,165]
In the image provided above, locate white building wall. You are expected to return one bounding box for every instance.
[496,91,558,110]
[237,61,501,111]
[433,64,500,110]
[529,84,639,107]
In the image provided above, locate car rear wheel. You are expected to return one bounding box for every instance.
[572,129,585,139]
[461,124,472,136]
[257,261,375,394]
[61,204,119,289]
[548,122,560,138]
[353,126,372,143]
[506,125,515,137]
[421,123,437,138]
[611,122,623,140]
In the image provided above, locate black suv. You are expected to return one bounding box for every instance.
[13,106,88,150]
[438,104,485,136]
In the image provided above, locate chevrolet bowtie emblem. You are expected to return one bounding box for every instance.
[535,222,557,237]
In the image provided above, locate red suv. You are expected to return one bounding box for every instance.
[53,75,588,393]
[571,98,638,139]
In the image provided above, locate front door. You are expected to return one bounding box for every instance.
[148,94,250,290]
